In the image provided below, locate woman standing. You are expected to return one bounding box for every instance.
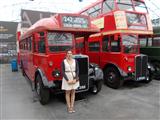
[61,50,79,113]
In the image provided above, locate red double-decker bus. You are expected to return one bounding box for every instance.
[76,0,153,88]
[18,13,103,105]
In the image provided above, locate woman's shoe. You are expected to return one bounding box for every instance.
[67,107,72,113]
[71,107,75,113]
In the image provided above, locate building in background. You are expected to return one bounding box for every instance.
[20,9,55,28]
[16,9,55,64]
[152,18,160,27]
[17,9,55,35]
[0,21,18,63]
[1,10,55,64]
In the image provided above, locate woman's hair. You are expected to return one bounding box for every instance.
[66,48,72,53]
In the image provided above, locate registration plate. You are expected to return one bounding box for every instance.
[78,85,86,90]
[137,76,145,81]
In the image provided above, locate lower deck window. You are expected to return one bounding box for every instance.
[88,42,100,51]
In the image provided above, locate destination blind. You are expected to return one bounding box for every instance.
[62,15,89,29]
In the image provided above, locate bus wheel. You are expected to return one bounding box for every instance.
[104,67,123,89]
[36,74,50,105]
[21,62,25,76]
[153,62,160,80]
[144,69,152,83]
[90,80,102,94]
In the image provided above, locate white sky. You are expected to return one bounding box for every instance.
[0,0,160,22]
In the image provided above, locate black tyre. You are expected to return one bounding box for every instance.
[144,69,152,83]
[153,62,160,80]
[36,74,50,105]
[104,67,123,89]
[90,80,102,94]
[21,62,25,76]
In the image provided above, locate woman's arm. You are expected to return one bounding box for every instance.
[75,60,79,80]
[61,61,69,81]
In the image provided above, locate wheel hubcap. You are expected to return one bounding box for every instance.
[108,72,115,83]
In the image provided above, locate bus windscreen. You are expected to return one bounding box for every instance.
[47,32,73,52]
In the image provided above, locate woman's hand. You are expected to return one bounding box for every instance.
[72,79,77,84]
[68,80,73,84]
[68,79,76,84]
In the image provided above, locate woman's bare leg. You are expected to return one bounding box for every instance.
[71,89,75,112]
[65,90,71,111]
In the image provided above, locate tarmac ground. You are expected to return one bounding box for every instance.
[0,64,160,120]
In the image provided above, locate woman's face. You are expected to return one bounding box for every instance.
[66,51,72,59]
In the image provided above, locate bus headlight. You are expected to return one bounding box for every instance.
[95,67,99,70]
[128,66,132,72]
[52,69,60,77]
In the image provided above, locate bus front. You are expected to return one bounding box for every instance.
[115,0,153,81]
[104,0,153,88]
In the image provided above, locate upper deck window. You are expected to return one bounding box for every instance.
[82,3,101,18]
[126,13,146,24]
[47,32,73,52]
[117,0,134,11]
[134,1,148,13]
[126,12,147,30]
[102,0,115,14]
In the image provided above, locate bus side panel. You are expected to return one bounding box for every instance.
[27,52,35,81]
[22,49,33,81]
[33,54,48,80]
[87,36,101,65]
[100,52,123,69]
[140,47,160,61]
[22,50,29,76]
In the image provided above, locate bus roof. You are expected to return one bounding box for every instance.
[20,13,100,40]
[77,0,102,14]
[78,0,145,14]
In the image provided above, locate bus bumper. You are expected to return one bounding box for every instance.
[124,72,148,81]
